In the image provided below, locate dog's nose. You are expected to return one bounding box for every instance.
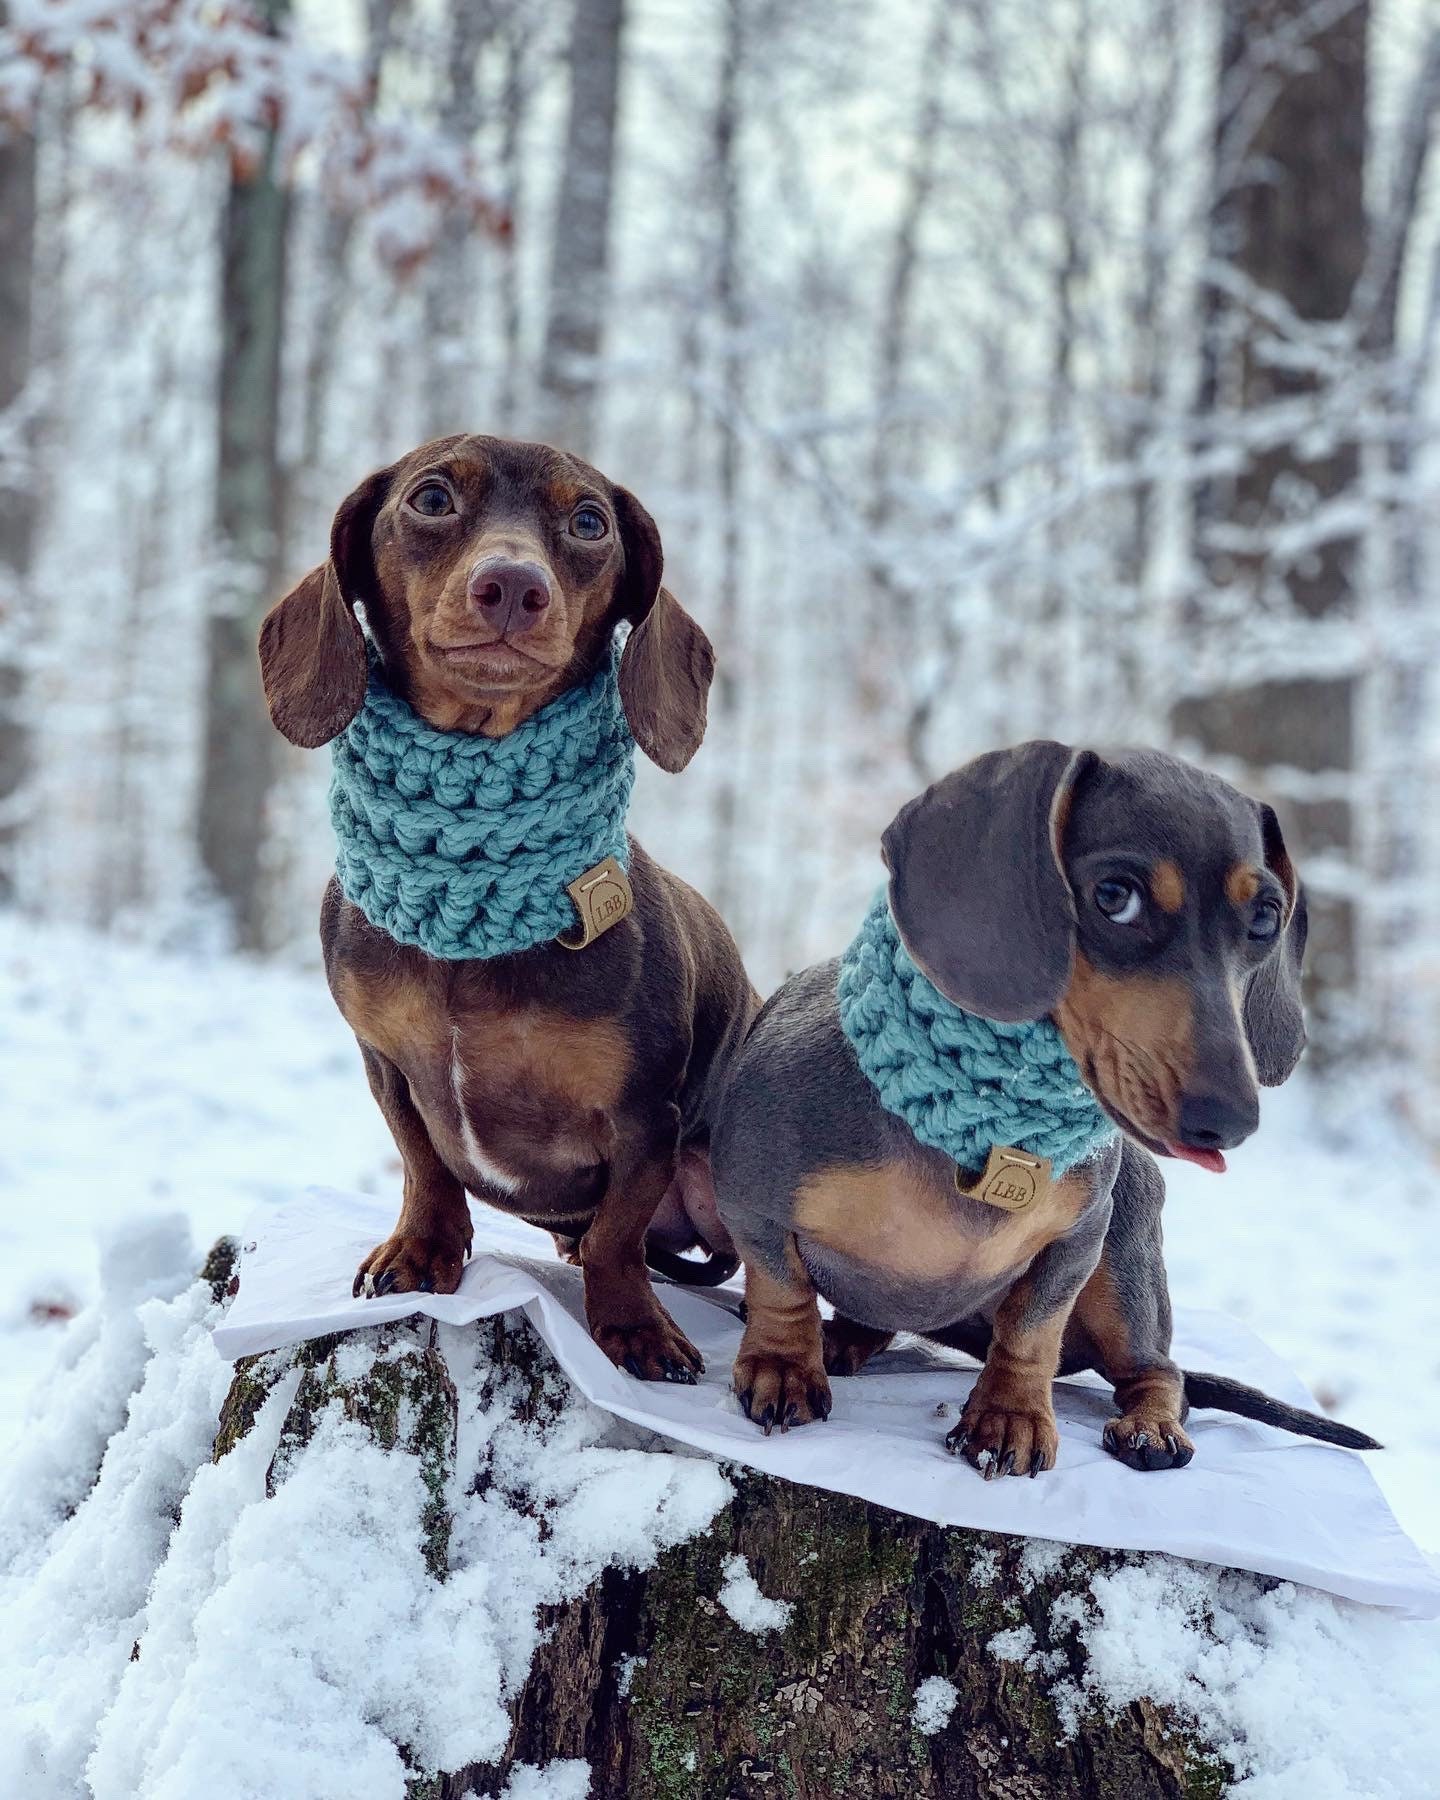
[465,559,552,636]
[1176,1090,1259,1152]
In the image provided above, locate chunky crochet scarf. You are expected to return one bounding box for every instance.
[837,893,1116,1179]
[329,648,634,961]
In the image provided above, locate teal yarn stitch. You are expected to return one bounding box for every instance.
[836,893,1116,1177]
[329,646,634,961]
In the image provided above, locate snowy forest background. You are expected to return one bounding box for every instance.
[1,0,1439,1136]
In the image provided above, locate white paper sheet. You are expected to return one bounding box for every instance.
[214,1186,1440,1618]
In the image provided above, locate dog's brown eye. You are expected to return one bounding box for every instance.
[1250,897,1282,942]
[1094,879,1143,926]
[570,504,608,541]
[408,481,454,517]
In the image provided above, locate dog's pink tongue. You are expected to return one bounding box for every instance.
[1166,1142,1227,1174]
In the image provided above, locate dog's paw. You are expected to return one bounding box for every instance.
[593,1307,704,1384]
[821,1316,891,1378]
[733,1350,832,1434]
[947,1397,1059,1478]
[1102,1414,1195,1471]
[352,1233,470,1299]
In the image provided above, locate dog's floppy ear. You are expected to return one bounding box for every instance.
[882,742,1097,1022]
[258,467,392,748]
[1243,803,1308,1086]
[611,485,715,772]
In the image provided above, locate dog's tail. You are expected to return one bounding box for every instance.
[1182,1369,1381,1450]
[644,1243,741,1288]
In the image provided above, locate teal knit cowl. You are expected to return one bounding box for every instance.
[329,648,634,961]
[837,893,1116,1179]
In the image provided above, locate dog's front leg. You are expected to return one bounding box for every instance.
[1067,1145,1194,1471]
[732,1238,831,1433]
[580,1105,704,1383]
[948,1221,1106,1479]
[353,1045,473,1297]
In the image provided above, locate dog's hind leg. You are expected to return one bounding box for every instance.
[822,1313,895,1377]
[579,1104,705,1384]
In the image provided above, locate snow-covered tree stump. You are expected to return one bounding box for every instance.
[205,1237,1229,1799]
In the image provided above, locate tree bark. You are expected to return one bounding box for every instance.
[706,0,746,933]
[1176,0,1369,1060]
[198,0,293,950]
[536,0,627,458]
[0,0,38,903]
[209,1250,1232,1800]
[421,0,489,438]
[493,13,531,434]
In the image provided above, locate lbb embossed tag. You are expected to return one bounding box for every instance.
[955,1146,1053,1212]
[557,855,634,950]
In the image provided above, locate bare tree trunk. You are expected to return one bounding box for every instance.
[421,0,489,438]
[865,0,951,775]
[297,0,396,527]
[1034,5,1090,713]
[1112,0,1183,733]
[536,0,627,458]
[198,0,292,949]
[1357,29,1440,1134]
[1176,0,1369,1061]
[0,2,38,903]
[494,5,537,433]
[202,1282,1233,1800]
[707,0,746,931]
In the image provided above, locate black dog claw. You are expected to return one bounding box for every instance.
[999,1450,1016,1478]
[623,1354,644,1380]
[757,1403,777,1436]
[374,1271,398,1297]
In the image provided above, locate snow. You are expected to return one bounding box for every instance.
[0,1246,726,1799]
[1011,1556,1440,1800]
[912,1675,959,1735]
[4,912,1440,1794]
[717,1551,795,1634]
[500,1765,592,1800]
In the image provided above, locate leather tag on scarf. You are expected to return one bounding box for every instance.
[956,1146,1053,1212]
[557,856,634,951]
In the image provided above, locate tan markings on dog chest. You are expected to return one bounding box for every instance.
[793,1159,1088,1286]
[454,1007,631,1114]
[1054,955,1193,1139]
[1225,863,1261,907]
[1150,860,1185,914]
[333,965,449,1068]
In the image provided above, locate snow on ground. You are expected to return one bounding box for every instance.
[1,1245,728,1799]
[4,910,1440,1796]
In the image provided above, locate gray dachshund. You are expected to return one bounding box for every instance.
[712,743,1379,1475]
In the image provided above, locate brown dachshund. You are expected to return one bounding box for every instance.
[713,745,1379,1468]
[259,435,757,1383]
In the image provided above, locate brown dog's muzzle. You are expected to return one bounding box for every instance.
[466,555,554,638]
